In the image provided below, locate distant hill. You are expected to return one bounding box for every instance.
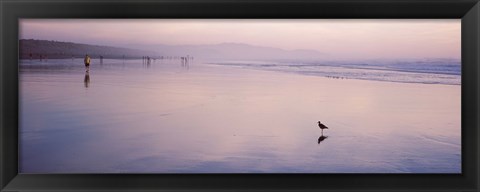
[20,39,156,59]
[20,39,328,61]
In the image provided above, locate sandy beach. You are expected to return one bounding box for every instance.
[19,59,461,173]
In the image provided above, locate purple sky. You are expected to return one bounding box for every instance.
[20,19,460,60]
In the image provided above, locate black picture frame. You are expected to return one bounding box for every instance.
[1,0,479,191]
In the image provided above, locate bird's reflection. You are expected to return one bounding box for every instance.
[84,71,90,88]
[317,133,328,144]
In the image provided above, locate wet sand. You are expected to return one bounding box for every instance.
[19,59,461,173]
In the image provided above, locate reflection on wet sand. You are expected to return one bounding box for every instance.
[19,58,461,173]
[181,56,190,70]
[318,134,328,144]
[84,71,90,88]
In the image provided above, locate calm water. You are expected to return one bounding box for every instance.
[20,58,461,173]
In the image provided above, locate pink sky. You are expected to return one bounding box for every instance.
[19,19,460,60]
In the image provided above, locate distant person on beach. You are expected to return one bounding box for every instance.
[84,54,91,71]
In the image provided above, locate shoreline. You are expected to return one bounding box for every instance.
[20,58,462,86]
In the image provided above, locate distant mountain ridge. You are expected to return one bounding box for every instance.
[20,39,155,59]
[20,39,327,61]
